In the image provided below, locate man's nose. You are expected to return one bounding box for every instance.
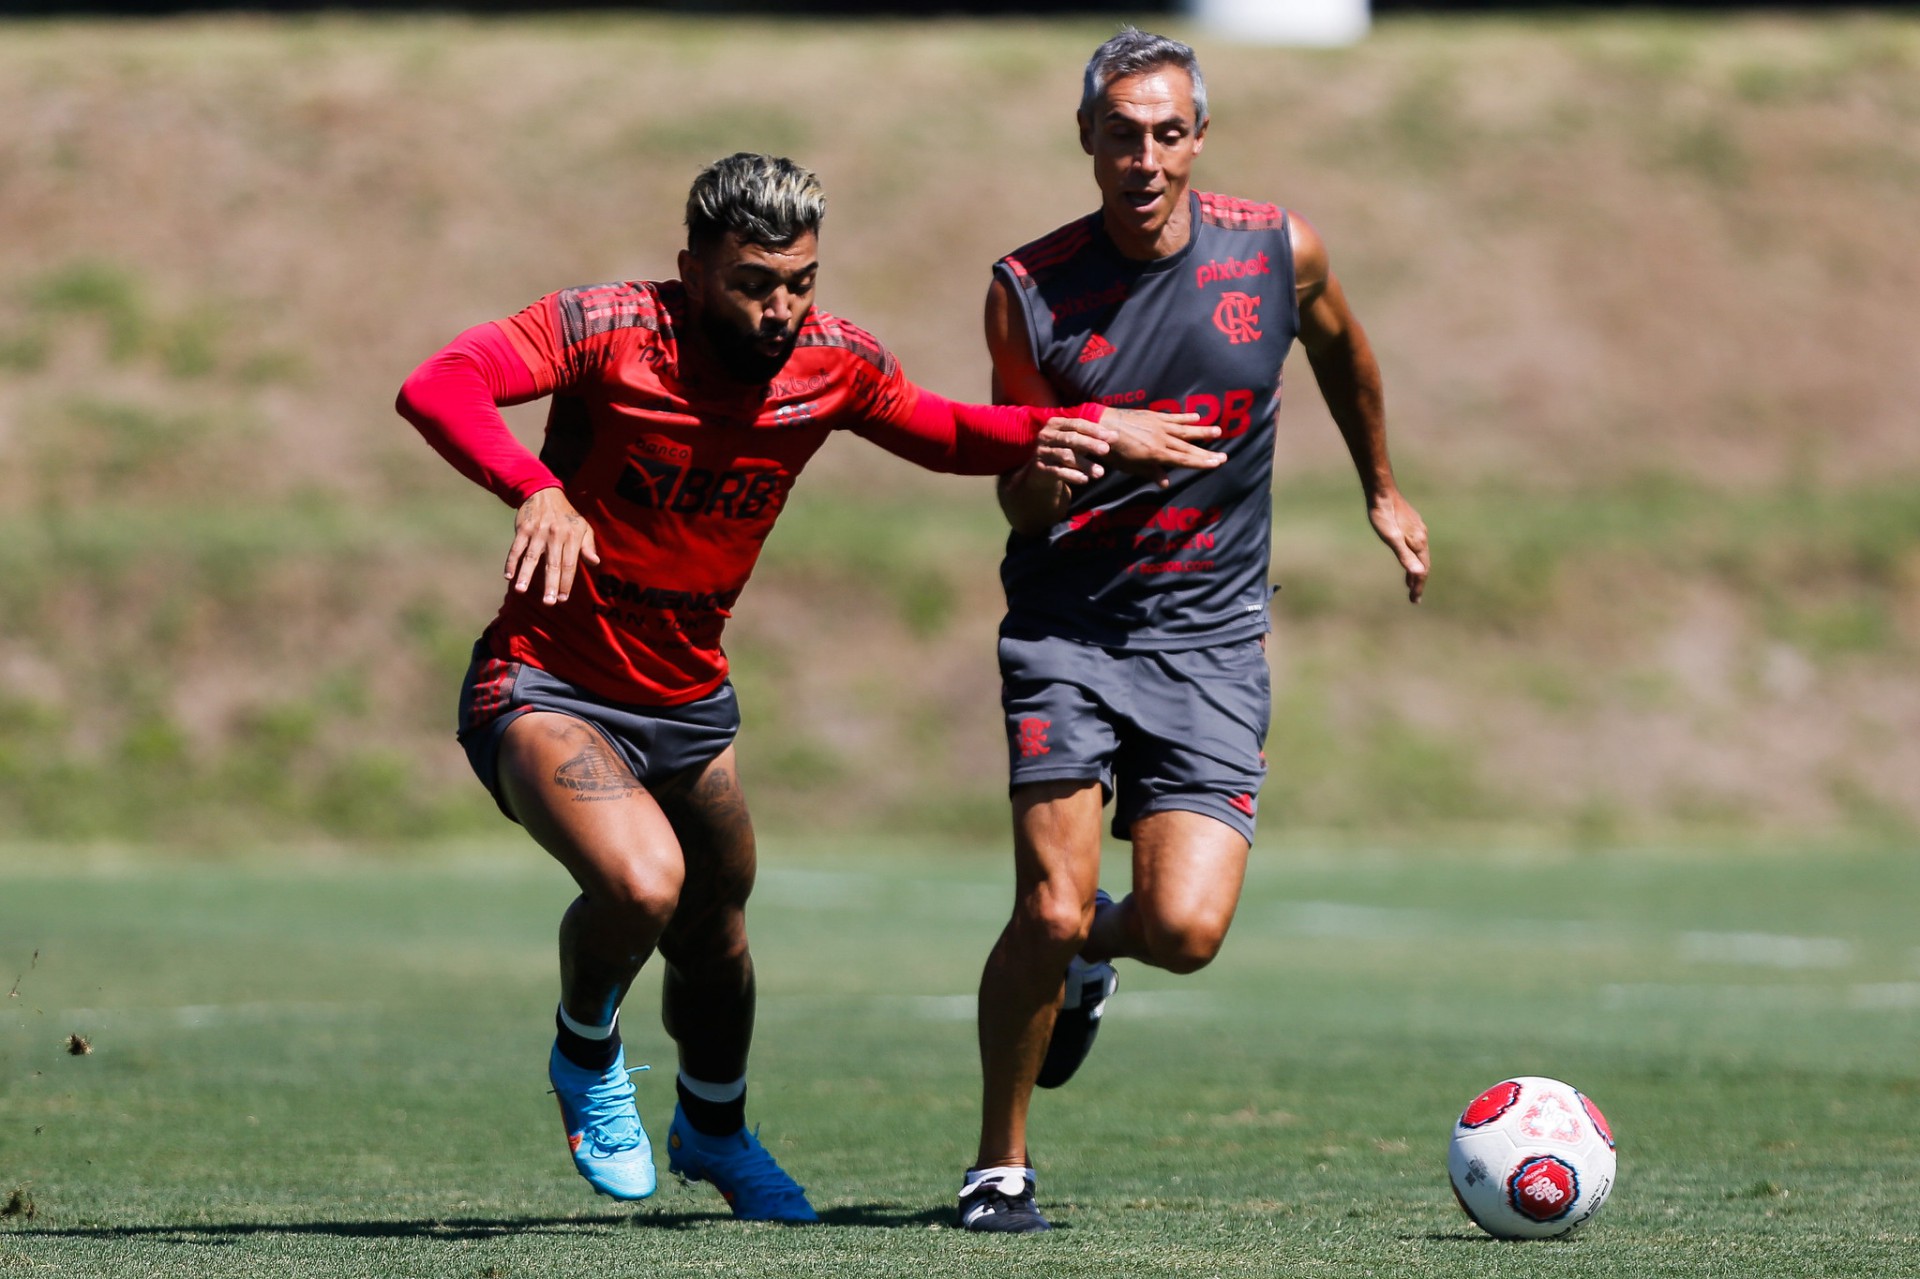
[764,289,794,325]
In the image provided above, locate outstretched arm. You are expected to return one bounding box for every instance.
[846,391,1114,476]
[395,321,599,605]
[1292,215,1430,603]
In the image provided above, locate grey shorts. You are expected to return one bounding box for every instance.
[456,639,740,821]
[1000,632,1270,844]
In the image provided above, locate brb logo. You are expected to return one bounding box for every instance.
[1507,1156,1579,1223]
[616,446,790,520]
[1212,291,1262,345]
[1016,718,1052,758]
[1146,388,1260,441]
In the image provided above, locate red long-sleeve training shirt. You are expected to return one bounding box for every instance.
[398,279,1099,705]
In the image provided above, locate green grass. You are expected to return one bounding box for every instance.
[2,840,1915,1276]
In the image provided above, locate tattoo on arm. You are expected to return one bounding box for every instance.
[554,745,642,801]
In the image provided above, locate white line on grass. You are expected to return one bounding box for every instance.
[1600,983,1917,1012]
[894,991,1220,1021]
[53,1001,364,1028]
[1677,931,1855,969]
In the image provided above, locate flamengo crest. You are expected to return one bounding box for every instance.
[1212,292,1261,344]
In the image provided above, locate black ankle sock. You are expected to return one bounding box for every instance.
[554,1009,621,1073]
[676,1077,746,1137]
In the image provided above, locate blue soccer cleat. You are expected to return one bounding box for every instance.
[548,1042,656,1200]
[667,1106,818,1222]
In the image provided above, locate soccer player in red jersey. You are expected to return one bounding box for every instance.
[958,33,1431,1231]
[397,152,1221,1220]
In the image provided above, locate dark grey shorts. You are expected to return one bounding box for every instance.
[1000,633,1270,844]
[456,639,740,822]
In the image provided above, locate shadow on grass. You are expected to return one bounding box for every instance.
[12,1202,953,1241]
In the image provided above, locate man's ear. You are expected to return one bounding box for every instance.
[1194,114,1209,154]
[677,248,701,301]
[1077,110,1094,156]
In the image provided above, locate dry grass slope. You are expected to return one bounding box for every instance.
[0,13,1915,845]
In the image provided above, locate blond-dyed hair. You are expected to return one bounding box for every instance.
[685,152,826,253]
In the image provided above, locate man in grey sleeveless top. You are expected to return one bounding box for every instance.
[958,28,1431,1233]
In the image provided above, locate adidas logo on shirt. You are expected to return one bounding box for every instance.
[1078,333,1116,363]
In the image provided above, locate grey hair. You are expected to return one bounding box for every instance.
[1080,27,1208,124]
[684,152,826,253]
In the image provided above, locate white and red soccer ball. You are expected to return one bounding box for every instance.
[1447,1076,1616,1239]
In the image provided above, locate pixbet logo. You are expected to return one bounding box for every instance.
[1507,1157,1579,1223]
[1051,280,1131,322]
[1212,292,1262,345]
[1194,251,1271,290]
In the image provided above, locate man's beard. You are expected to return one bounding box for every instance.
[698,310,799,384]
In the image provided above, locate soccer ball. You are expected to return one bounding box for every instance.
[1447,1076,1615,1239]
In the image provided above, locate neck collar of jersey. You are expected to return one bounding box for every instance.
[1097,190,1202,274]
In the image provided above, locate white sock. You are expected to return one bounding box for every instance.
[557,1004,617,1041]
[965,1164,1032,1191]
[676,1071,746,1104]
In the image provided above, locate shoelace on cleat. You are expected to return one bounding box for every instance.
[552,1063,650,1153]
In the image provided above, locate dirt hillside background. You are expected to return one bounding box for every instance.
[0,12,1915,848]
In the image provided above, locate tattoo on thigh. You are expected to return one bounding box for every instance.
[693,766,749,826]
[554,746,641,801]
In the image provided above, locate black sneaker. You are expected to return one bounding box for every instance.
[957,1166,1052,1233]
[1036,892,1118,1090]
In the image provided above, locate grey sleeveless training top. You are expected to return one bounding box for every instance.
[995,190,1298,651]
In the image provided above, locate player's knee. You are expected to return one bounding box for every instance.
[593,869,682,933]
[1140,910,1229,975]
[1014,881,1095,956]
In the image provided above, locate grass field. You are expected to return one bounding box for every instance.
[3,840,1915,1277]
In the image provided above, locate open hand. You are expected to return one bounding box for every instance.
[1369,488,1429,603]
[1097,407,1225,489]
[507,487,600,605]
